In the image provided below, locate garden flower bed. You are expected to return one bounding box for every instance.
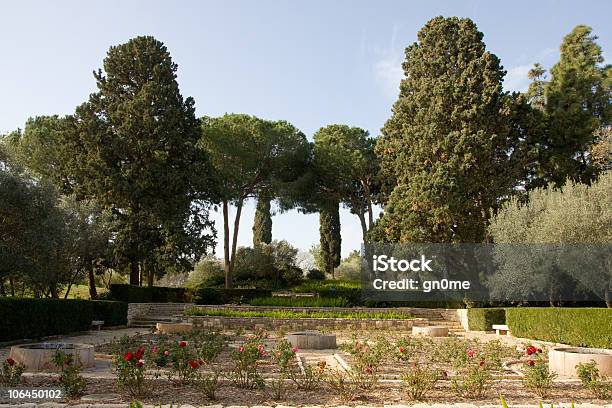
[2,328,610,406]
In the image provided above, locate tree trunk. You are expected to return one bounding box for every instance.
[223,200,232,289]
[358,212,368,245]
[147,263,154,287]
[362,180,374,230]
[88,264,98,299]
[130,259,139,285]
[605,285,611,308]
[230,199,244,285]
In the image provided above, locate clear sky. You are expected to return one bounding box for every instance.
[1,0,610,258]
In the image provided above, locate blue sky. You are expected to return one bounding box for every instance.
[1,0,610,258]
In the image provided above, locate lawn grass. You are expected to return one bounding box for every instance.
[184,307,413,319]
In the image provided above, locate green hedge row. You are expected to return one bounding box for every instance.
[0,298,128,342]
[193,288,272,305]
[109,284,189,303]
[467,308,506,331]
[505,308,612,349]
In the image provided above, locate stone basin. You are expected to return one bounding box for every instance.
[156,322,193,334]
[9,343,95,372]
[287,331,336,350]
[549,347,612,379]
[412,325,449,337]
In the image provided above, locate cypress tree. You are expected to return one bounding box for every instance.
[319,200,341,277]
[375,17,525,243]
[253,194,272,246]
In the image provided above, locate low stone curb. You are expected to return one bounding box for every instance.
[1,404,611,408]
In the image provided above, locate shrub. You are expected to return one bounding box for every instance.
[185,307,414,320]
[92,300,128,326]
[576,360,611,399]
[227,339,266,389]
[0,298,127,341]
[269,339,298,399]
[402,362,442,401]
[114,345,154,398]
[249,296,350,307]
[0,357,24,386]
[187,258,225,288]
[467,308,506,331]
[108,284,189,303]
[290,360,325,390]
[306,269,325,280]
[52,351,87,399]
[167,340,201,384]
[451,347,495,398]
[522,345,556,398]
[505,308,612,348]
[192,288,272,305]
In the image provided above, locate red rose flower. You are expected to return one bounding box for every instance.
[135,347,145,360]
[466,348,476,358]
[527,359,535,366]
[479,360,486,367]
[526,346,537,355]
[188,360,199,369]
[179,341,188,348]
[6,357,15,366]
[124,351,134,361]
[537,348,543,353]
[399,347,405,353]
[136,359,144,367]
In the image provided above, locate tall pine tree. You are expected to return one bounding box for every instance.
[374,17,527,243]
[62,36,216,285]
[253,193,272,246]
[319,201,341,277]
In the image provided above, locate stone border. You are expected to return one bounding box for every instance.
[189,315,427,331]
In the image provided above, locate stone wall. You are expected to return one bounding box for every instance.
[127,303,194,325]
[188,315,427,331]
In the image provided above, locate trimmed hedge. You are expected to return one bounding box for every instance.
[108,284,189,303]
[192,288,272,305]
[505,308,612,349]
[467,308,506,331]
[0,298,127,342]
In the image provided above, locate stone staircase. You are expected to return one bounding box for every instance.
[408,309,465,334]
[128,303,193,328]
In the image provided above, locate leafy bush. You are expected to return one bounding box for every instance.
[402,362,442,401]
[228,339,266,389]
[0,298,124,341]
[249,296,349,307]
[306,269,325,281]
[192,288,272,305]
[185,307,414,320]
[187,258,225,288]
[576,360,611,399]
[92,300,128,326]
[0,357,23,386]
[52,350,87,399]
[506,308,612,348]
[108,284,189,303]
[522,345,555,398]
[467,308,506,331]
[113,345,154,398]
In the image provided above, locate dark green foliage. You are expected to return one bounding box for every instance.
[375,17,529,243]
[249,296,350,307]
[60,36,215,285]
[319,201,341,276]
[0,298,126,341]
[108,284,189,303]
[529,25,610,188]
[91,300,128,326]
[253,196,272,245]
[186,307,414,320]
[192,288,272,305]
[506,308,612,348]
[467,308,506,331]
[306,269,326,281]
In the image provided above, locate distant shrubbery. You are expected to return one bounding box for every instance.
[185,307,413,320]
[249,296,350,308]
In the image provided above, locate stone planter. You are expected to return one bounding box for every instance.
[549,347,612,379]
[156,322,193,334]
[9,343,95,372]
[412,325,449,337]
[287,332,336,349]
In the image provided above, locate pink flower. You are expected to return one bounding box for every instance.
[151,346,158,353]
[239,346,245,352]
[527,360,535,366]
[466,348,476,358]
[292,347,299,353]
[163,350,169,356]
